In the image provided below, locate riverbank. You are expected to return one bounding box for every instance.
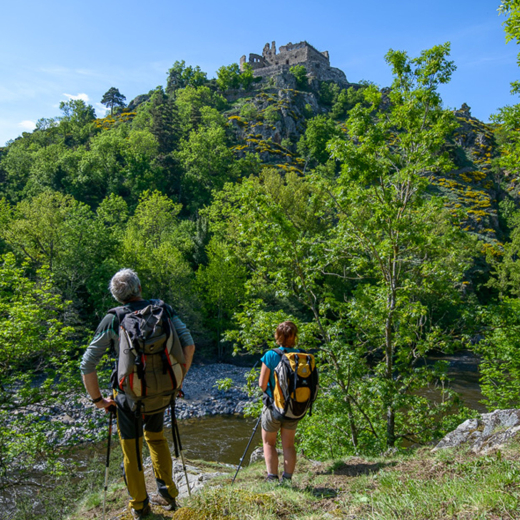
[68,437,520,520]
[14,363,256,446]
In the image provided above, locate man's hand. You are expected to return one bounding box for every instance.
[95,396,116,413]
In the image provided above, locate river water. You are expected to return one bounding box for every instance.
[174,415,262,465]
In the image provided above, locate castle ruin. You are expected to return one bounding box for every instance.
[240,40,347,84]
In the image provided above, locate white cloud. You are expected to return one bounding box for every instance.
[18,120,36,130]
[95,103,109,117]
[63,92,90,102]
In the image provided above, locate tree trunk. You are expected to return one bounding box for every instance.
[385,267,397,448]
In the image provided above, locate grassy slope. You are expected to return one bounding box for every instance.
[69,439,520,520]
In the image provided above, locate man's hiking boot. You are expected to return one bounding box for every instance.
[150,493,177,511]
[265,473,279,483]
[131,504,151,519]
[279,476,293,487]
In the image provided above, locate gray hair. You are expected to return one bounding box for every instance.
[109,268,141,303]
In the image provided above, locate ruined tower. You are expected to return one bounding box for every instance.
[240,40,347,84]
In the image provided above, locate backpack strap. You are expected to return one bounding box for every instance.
[107,305,132,328]
[107,306,133,389]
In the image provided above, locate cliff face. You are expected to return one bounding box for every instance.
[225,72,324,171]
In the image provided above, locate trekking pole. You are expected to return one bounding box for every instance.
[174,420,192,496]
[171,402,191,496]
[232,413,262,484]
[103,406,116,520]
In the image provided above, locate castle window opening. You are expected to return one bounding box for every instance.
[286,60,289,64]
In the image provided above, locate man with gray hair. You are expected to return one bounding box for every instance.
[81,268,195,519]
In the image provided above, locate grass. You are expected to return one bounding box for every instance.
[66,438,520,519]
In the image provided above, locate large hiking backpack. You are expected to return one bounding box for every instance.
[109,300,186,415]
[268,348,319,421]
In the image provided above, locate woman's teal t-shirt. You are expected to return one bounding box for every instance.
[261,346,300,398]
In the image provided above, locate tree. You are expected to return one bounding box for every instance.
[74,124,159,206]
[166,60,208,95]
[240,103,258,121]
[490,3,520,180]
[176,116,236,211]
[216,63,241,91]
[120,190,201,325]
[240,63,255,90]
[101,87,127,115]
[290,65,308,89]
[149,86,182,154]
[196,238,247,358]
[473,2,520,412]
[316,43,474,449]
[473,298,520,409]
[175,85,227,135]
[330,86,368,120]
[0,253,77,492]
[297,115,342,166]
[58,99,96,144]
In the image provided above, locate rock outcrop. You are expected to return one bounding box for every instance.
[433,409,520,455]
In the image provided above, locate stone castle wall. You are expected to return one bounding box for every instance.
[240,40,347,84]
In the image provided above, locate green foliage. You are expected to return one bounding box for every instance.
[289,65,307,89]
[0,253,79,491]
[217,63,255,91]
[175,85,227,134]
[320,81,372,117]
[166,60,208,94]
[1,191,110,304]
[217,63,242,90]
[215,378,234,391]
[240,103,258,121]
[297,115,342,165]
[263,105,280,123]
[474,298,520,409]
[58,99,97,144]
[240,63,255,90]
[177,117,237,212]
[317,43,471,449]
[319,81,340,105]
[149,86,181,153]
[120,190,200,323]
[196,239,247,358]
[330,86,367,119]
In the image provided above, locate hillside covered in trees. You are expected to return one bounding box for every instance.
[4,6,520,514]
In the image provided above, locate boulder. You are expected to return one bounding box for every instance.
[433,409,520,455]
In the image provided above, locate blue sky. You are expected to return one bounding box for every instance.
[0,0,517,146]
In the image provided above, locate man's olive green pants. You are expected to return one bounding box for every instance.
[116,397,178,511]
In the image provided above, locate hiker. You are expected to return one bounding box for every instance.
[258,321,318,485]
[80,268,195,519]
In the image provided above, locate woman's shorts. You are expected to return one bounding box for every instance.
[261,406,299,432]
